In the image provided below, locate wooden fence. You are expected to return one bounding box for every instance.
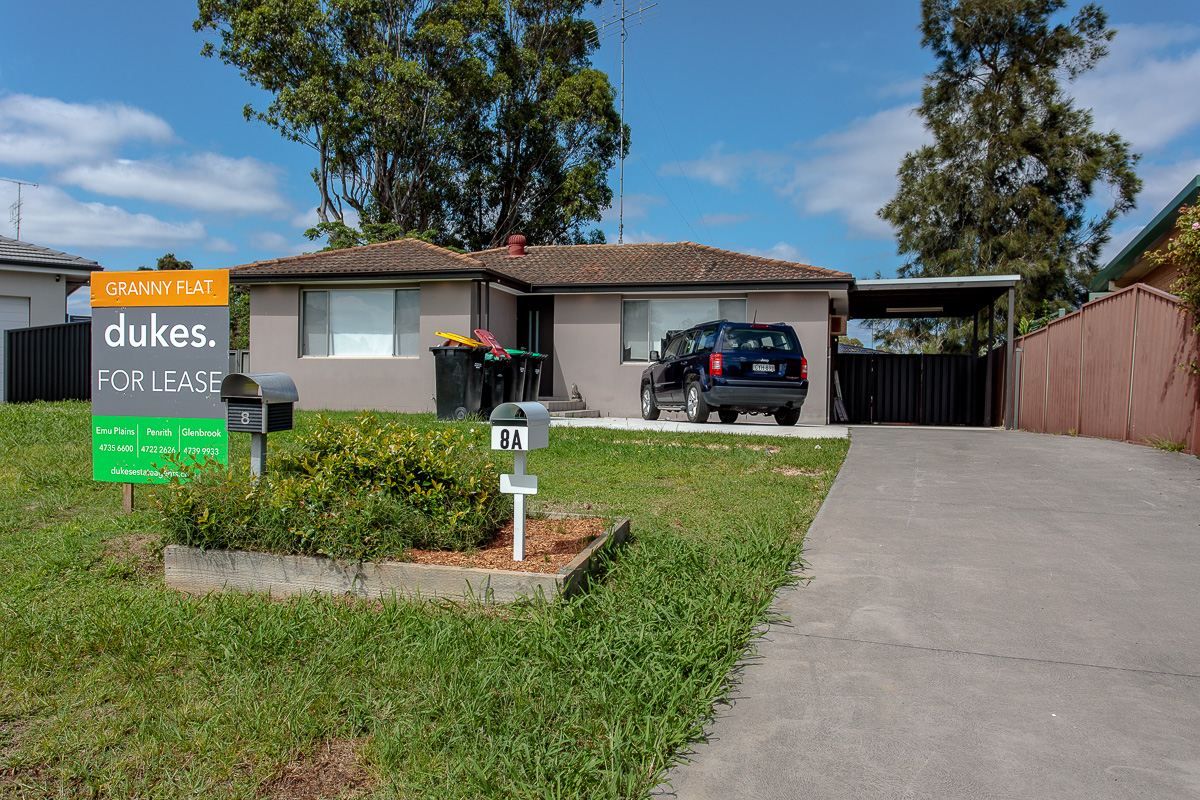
[1015,284,1200,454]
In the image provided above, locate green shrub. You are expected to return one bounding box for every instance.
[157,414,509,559]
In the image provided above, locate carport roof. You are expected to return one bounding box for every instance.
[848,275,1020,319]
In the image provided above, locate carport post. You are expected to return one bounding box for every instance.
[984,301,994,426]
[1005,285,1016,430]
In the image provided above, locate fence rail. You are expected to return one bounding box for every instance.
[1015,284,1200,454]
[4,320,91,403]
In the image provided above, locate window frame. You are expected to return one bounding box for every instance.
[621,298,747,364]
[300,286,421,358]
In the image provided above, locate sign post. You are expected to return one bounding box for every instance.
[489,402,550,561]
[91,271,230,489]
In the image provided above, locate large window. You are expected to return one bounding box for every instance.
[621,298,746,362]
[302,288,420,357]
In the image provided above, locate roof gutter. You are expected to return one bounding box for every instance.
[1090,175,1200,293]
[527,278,855,294]
[231,269,531,293]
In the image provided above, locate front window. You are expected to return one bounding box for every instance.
[302,288,420,357]
[622,298,746,362]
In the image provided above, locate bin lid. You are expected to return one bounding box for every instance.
[505,349,530,356]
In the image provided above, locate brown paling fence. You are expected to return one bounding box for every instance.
[1015,284,1200,454]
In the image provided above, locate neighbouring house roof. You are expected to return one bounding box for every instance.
[1090,174,1200,293]
[0,236,102,272]
[470,241,851,291]
[228,237,520,285]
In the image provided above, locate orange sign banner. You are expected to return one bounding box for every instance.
[91,270,229,308]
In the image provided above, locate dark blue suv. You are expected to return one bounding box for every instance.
[639,320,808,425]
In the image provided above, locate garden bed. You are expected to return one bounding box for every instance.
[165,517,629,603]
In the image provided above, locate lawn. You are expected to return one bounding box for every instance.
[0,401,848,799]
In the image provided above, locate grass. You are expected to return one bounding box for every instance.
[0,401,848,799]
[1144,435,1186,453]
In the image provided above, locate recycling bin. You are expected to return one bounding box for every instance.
[429,345,486,420]
[481,352,512,416]
[503,349,531,403]
[523,352,547,401]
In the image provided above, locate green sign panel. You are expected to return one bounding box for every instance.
[92,416,228,483]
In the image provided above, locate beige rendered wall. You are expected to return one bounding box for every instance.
[552,291,831,423]
[1,270,68,326]
[487,288,518,347]
[248,281,474,412]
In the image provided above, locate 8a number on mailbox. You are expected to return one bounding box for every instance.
[499,428,522,450]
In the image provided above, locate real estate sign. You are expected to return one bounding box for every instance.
[91,271,230,483]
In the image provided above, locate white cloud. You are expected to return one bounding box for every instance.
[0,94,173,166]
[745,241,809,263]
[1073,24,1200,152]
[290,207,322,229]
[620,229,669,244]
[664,143,790,191]
[600,192,665,224]
[58,154,290,215]
[205,237,238,254]
[14,185,205,249]
[248,230,310,255]
[788,106,928,239]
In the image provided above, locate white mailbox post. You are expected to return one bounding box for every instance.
[489,402,550,561]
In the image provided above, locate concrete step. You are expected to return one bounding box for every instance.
[543,399,587,413]
[549,409,601,418]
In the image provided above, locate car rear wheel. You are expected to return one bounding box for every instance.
[774,407,800,426]
[717,409,738,424]
[685,381,710,423]
[641,384,661,420]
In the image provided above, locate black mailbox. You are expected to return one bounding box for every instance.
[220,372,299,434]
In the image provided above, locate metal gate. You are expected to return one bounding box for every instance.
[836,353,985,426]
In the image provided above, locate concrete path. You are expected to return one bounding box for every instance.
[655,427,1200,799]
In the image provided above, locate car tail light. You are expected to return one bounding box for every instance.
[709,353,723,376]
[801,356,808,379]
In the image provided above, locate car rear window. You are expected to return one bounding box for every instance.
[720,326,799,353]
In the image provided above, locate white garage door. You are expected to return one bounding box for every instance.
[0,296,32,403]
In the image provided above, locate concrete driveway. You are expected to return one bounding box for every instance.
[655,427,1200,799]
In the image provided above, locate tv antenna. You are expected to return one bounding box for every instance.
[591,0,659,244]
[1,177,38,240]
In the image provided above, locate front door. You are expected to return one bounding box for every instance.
[517,296,554,398]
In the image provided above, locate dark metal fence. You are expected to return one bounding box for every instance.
[836,351,1002,426]
[4,320,91,402]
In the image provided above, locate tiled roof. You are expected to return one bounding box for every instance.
[471,241,850,285]
[229,237,489,278]
[0,236,102,271]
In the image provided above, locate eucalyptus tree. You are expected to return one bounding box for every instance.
[195,0,622,250]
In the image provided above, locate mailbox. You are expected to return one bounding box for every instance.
[220,372,299,434]
[489,402,549,451]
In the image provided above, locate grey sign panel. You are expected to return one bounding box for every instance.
[92,306,230,418]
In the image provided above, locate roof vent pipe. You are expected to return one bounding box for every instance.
[507,234,527,257]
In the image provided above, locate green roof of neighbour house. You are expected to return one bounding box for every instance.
[1090,175,1200,293]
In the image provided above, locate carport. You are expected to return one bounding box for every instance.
[836,275,1020,428]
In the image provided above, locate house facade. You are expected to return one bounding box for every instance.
[231,237,853,424]
[0,236,101,401]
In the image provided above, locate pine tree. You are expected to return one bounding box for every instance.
[876,0,1141,352]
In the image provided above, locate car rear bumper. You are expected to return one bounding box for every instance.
[703,379,808,409]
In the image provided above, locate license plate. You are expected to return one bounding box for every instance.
[751,363,775,373]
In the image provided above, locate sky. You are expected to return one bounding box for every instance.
[1,0,1198,328]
